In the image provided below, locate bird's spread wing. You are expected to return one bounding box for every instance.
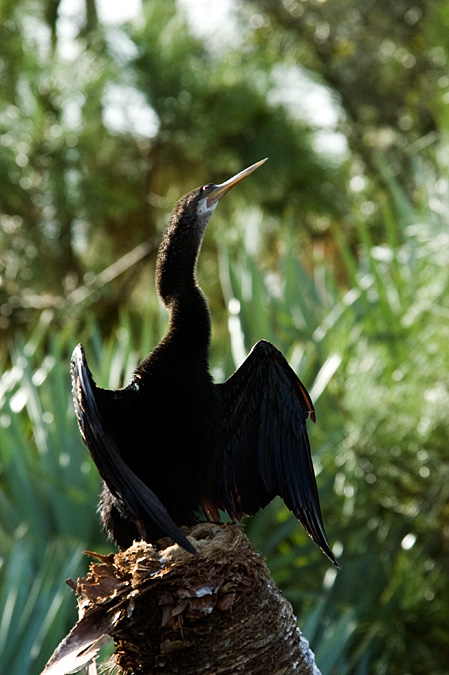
[71,344,196,554]
[211,340,337,566]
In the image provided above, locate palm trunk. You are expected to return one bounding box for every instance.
[42,523,321,675]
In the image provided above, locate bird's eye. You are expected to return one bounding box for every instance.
[202,184,214,193]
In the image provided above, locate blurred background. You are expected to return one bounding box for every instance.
[1,1,448,673]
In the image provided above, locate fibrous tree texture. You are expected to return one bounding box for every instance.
[42,523,321,675]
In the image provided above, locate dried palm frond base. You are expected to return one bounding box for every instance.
[42,522,321,675]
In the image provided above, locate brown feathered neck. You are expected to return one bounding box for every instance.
[151,186,215,369]
[156,187,213,307]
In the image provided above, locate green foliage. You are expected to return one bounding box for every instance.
[243,0,448,174]
[0,315,110,673]
[0,0,344,342]
[0,540,83,675]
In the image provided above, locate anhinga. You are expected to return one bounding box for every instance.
[71,159,338,566]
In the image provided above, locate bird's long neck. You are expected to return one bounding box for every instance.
[154,210,211,369]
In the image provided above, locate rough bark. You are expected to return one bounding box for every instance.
[42,523,321,675]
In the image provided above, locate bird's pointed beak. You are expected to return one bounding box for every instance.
[205,158,267,207]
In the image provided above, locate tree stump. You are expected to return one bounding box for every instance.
[42,523,321,675]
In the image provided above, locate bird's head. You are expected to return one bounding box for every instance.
[169,158,268,242]
[198,157,267,212]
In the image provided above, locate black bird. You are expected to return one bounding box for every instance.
[71,159,338,566]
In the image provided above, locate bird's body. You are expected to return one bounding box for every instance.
[96,377,221,549]
[71,159,338,565]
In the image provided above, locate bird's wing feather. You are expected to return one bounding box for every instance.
[214,340,337,566]
[71,344,196,554]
